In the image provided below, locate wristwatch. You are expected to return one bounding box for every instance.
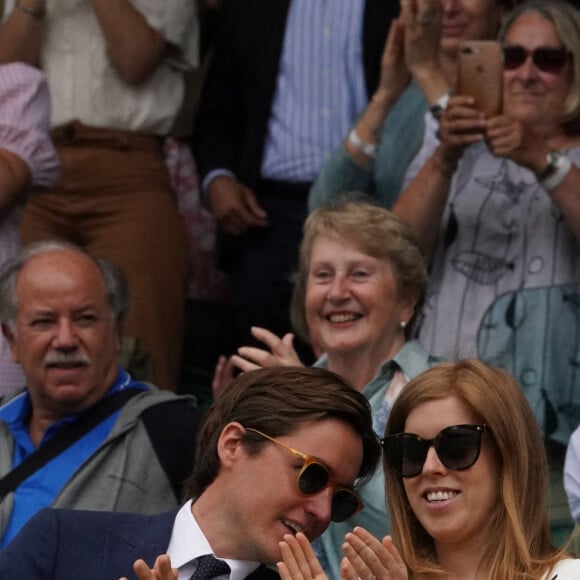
[536,150,572,191]
[429,93,451,121]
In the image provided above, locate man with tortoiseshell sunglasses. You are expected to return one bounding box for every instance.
[0,367,380,580]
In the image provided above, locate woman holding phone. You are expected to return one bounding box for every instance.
[277,360,580,579]
[393,0,580,437]
[309,0,516,210]
[392,0,580,541]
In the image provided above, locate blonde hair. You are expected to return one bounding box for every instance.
[384,359,565,579]
[290,195,427,342]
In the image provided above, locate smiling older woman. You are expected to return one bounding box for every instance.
[213,196,436,578]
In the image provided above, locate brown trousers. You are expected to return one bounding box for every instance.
[20,121,187,390]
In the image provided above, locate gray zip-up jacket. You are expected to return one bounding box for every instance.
[0,386,200,540]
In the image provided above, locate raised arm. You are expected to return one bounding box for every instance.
[90,0,167,85]
[309,17,410,210]
[310,0,449,211]
[0,0,46,66]
[402,0,448,106]
[392,94,485,260]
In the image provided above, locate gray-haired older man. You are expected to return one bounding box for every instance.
[0,241,200,548]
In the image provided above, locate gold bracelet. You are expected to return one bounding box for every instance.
[15,1,46,19]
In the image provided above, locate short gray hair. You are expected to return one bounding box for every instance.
[0,241,129,330]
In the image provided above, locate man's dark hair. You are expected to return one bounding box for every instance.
[185,366,380,499]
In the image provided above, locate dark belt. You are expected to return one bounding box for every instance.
[258,179,312,200]
[51,120,163,153]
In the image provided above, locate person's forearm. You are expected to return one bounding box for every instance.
[0,0,46,66]
[345,90,399,166]
[392,146,455,261]
[90,0,166,85]
[411,65,450,108]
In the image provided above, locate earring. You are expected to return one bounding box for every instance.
[400,321,407,329]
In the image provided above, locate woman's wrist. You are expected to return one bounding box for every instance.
[432,146,458,179]
[412,67,450,105]
[369,88,398,116]
[348,128,377,159]
[535,151,572,191]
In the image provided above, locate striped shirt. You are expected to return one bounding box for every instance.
[261,0,367,182]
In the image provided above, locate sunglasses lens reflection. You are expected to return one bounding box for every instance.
[383,426,484,478]
[535,48,570,73]
[331,489,361,522]
[503,45,569,73]
[439,428,481,470]
[298,461,329,494]
[401,437,428,477]
[299,461,361,522]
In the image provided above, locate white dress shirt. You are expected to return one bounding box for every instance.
[167,500,263,580]
[4,0,199,135]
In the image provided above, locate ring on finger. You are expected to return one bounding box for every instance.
[415,15,432,24]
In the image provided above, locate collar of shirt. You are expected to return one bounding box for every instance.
[0,366,144,451]
[312,340,432,401]
[167,500,261,580]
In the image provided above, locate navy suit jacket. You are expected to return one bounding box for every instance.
[193,0,400,190]
[0,508,280,580]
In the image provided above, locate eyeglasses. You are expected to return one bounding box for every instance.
[503,45,571,74]
[381,424,487,478]
[245,427,364,522]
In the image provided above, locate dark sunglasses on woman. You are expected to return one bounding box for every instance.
[503,45,571,74]
[245,427,364,522]
[381,424,488,478]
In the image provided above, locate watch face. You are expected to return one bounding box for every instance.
[538,151,560,180]
[431,104,444,120]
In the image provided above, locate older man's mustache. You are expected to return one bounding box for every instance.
[44,352,91,368]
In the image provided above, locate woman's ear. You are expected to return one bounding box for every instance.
[399,293,419,329]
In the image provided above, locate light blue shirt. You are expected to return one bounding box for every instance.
[203,0,367,191]
[261,0,367,182]
[0,368,147,547]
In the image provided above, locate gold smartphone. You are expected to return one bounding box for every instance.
[457,40,503,117]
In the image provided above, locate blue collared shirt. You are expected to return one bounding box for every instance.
[0,367,147,547]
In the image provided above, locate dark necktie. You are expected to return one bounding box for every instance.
[189,555,231,580]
